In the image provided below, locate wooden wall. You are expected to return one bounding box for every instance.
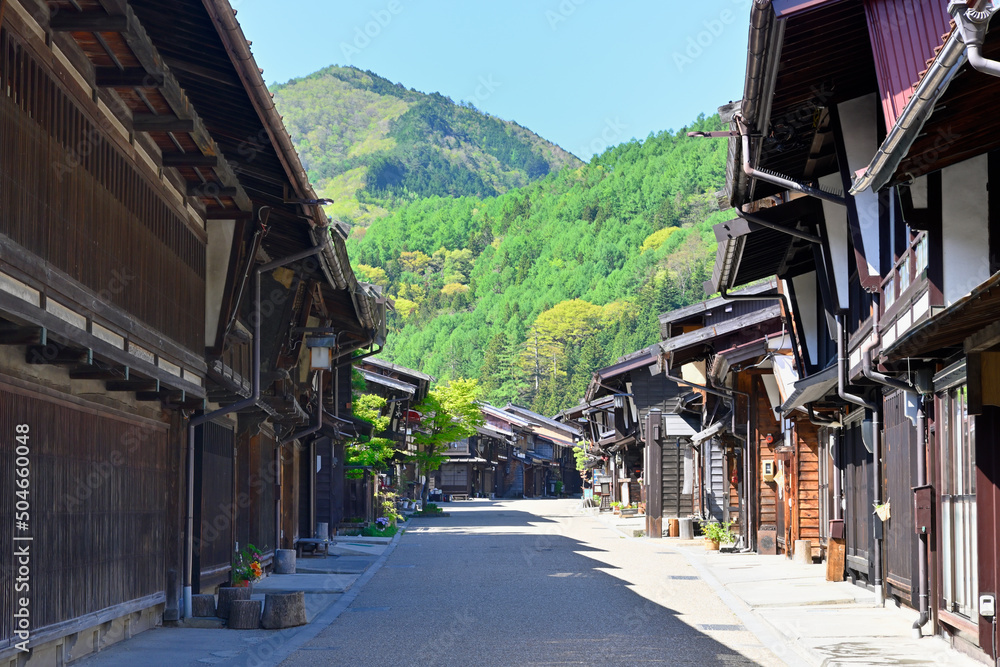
[794,418,821,557]
[0,27,206,353]
[0,380,170,649]
[194,421,233,591]
[661,438,692,517]
[752,375,781,537]
[843,416,874,583]
[883,389,918,607]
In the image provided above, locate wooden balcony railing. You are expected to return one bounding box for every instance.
[879,232,940,348]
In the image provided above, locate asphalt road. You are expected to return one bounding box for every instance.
[280,499,780,666]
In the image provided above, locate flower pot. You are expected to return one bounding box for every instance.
[704,538,720,551]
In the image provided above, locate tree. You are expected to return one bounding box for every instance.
[345,393,397,477]
[410,378,484,507]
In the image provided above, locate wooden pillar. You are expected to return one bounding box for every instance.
[646,410,663,539]
[976,406,1000,657]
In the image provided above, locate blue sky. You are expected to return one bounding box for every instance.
[234,0,751,160]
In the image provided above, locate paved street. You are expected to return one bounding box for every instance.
[281,499,778,666]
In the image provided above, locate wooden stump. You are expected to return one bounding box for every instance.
[261,592,307,629]
[216,587,251,619]
[227,599,262,630]
[191,594,216,618]
[275,548,296,574]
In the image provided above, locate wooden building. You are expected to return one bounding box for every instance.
[696,0,1000,660]
[581,348,701,535]
[0,0,383,661]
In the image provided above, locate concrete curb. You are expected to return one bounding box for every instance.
[219,528,406,667]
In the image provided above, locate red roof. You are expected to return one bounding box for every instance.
[864,0,952,131]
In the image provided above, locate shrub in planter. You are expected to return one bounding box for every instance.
[701,520,736,549]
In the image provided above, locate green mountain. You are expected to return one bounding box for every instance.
[271,66,582,227]
[346,114,730,415]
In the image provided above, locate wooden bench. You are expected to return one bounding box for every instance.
[449,494,468,501]
[295,538,329,558]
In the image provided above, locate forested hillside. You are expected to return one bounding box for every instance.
[272,66,581,227]
[347,114,730,415]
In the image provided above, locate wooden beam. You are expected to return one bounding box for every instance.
[107,378,159,393]
[0,324,45,345]
[92,0,251,213]
[26,345,91,366]
[966,320,1000,354]
[187,183,239,198]
[204,209,254,221]
[136,389,177,402]
[132,114,195,133]
[49,13,129,32]
[70,364,129,381]
[161,153,219,168]
[968,352,983,416]
[94,67,164,88]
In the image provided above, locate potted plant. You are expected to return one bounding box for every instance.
[701,521,735,551]
[232,543,264,587]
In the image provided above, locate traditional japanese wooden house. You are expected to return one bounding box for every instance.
[480,403,534,498]
[0,0,383,659]
[699,0,1000,660]
[355,357,431,499]
[659,286,790,540]
[504,405,580,497]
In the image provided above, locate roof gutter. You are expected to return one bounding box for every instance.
[731,0,782,206]
[849,9,973,194]
[736,115,846,206]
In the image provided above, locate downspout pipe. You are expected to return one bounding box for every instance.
[860,306,911,394]
[183,245,323,618]
[912,399,930,636]
[835,314,875,412]
[735,115,846,206]
[952,2,1000,78]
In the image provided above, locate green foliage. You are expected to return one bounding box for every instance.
[574,443,591,472]
[361,524,399,537]
[345,393,396,476]
[701,520,736,544]
[353,114,726,413]
[271,66,581,227]
[411,379,484,476]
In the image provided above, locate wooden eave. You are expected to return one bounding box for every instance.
[45,0,252,221]
[740,1,878,204]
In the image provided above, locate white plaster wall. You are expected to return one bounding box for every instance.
[838,93,881,277]
[205,220,237,345]
[820,173,850,310]
[790,272,820,366]
[941,155,990,306]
